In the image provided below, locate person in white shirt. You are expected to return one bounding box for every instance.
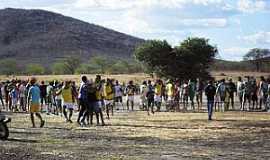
[114,80,123,110]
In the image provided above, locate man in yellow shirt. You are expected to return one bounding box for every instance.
[154,80,162,112]
[59,81,74,123]
[165,80,174,111]
[104,79,114,119]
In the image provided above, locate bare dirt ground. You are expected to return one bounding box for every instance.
[1,105,270,160]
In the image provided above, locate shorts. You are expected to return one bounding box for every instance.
[167,96,174,101]
[105,99,114,106]
[114,96,122,103]
[95,101,102,108]
[127,95,134,102]
[40,96,47,104]
[63,103,74,109]
[12,98,18,106]
[154,95,162,103]
[30,103,40,113]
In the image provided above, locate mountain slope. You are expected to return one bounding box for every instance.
[0,8,144,66]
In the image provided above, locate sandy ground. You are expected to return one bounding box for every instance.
[1,100,270,160]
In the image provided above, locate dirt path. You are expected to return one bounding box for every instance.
[1,110,270,160]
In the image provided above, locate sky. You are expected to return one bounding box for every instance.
[0,0,269,61]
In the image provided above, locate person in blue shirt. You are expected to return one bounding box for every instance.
[27,77,45,128]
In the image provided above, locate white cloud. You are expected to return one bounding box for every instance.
[237,0,267,13]
[72,0,226,10]
[241,32,270,44]
[178,18,227,28]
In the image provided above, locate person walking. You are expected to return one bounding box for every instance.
[61,81,74,123]
[27,77,45,128]
[77,76,89,125]
[205,80,216,120]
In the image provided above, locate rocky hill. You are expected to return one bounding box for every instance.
[0,8,144,66]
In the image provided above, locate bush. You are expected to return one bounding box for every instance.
[0,59,20,75]
[26,64,45,75]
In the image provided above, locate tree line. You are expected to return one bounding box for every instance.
[0,56,143,75]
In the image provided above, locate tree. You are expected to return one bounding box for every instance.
[134,40,173,76]
[51,62,67,75]
[89,56,113,74]
[175,37,218,79]
[108,60,130,74]
[244,48,270,71]
[0,59,20,75]
[63,56,81,74]
[134,37,217,80]
[26,64,45,75]
[51,56,81,75]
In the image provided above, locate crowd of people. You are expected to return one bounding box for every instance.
[0,75,270,127]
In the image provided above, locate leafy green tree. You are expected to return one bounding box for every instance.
[244,48,270,71]
[89,56,113,74]
[174,37,217,79]
[134,40,173,76]
[51,62,67,75]
[134,37,217,80]
[26,64,45,75]
[63,56,81,74]
[0,59,19,75]
[109,60,129,74]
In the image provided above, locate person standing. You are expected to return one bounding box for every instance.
[46,82,55,114]
[0,82,5,111]
[139,81,148,111]
[237,77,244,110]
[227,79,237,110]
[188,79,196,111]
[205,80,216,120]
[195,78,204,111]
[94,75,105,126]
[181,80,189,111]
[154,80,162,112]
[258,76,268,111]
[114,80,124,110]
[19,81,27,111]
[242,76,252,111]
[77,76,89,125]
[39,81,47,112]
[59,81,74,123]
[126,81,136,111]
[146,80,155,115]
[55,83,63,115]
[27,77,45,128]
[216,79,226,112]
[266,78,270,112]
[10,83,19,112]
[104,79,114,119]
[166,80,175,111]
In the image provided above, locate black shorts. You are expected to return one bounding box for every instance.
[114,96,122,103]
[40,96,47,104]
